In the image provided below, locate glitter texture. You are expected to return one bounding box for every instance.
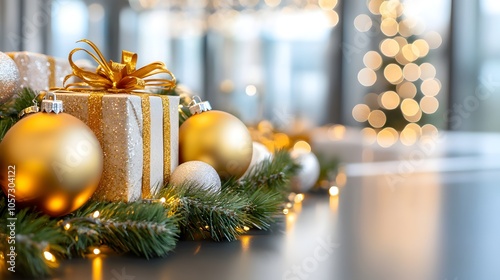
[56,92,179,202]
[0,52,21,103]
[170,161,222,192]
[7,52,72,91]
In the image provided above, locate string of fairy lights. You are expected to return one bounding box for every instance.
[352,0,443,147]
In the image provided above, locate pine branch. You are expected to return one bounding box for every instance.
[0,87,38,141]
[0,209,68,278]
[158,185,247,241]
[64,201,179,259]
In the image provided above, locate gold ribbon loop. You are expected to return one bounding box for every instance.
[64,39,176,93]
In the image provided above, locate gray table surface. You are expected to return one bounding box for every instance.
[12,152,500,279]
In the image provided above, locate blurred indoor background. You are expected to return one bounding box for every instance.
[0,0,499,142]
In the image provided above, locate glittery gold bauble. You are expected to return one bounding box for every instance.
[170,161,221,192]
[0,52,21,103]
[0,113,103,217]
[179,110,253,180]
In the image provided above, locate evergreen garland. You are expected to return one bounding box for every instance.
[0,88,300,279]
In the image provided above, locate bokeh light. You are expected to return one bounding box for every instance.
[354,14,373,32]
[420,96,439,114]
[402,63,421,82]
[352,104,371,122]
[380,38,400,57]
[421,79,441,96]
[363,51,383,70]
[379,90,400,110]
[396,81,417,98]
[368,110,387,128]
[358,68,377,86]
[384,63,403,84]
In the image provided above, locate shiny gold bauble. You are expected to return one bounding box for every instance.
[179,110,253,180]
[0,112,103,217]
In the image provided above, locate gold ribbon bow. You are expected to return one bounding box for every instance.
[64,39,176,92]
[59,39,176,200]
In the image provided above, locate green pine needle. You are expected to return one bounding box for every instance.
[0,88,301,279]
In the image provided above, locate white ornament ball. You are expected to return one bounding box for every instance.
[0,52,21,103]
[170,161,221,192]
[242,142,273,178]
[290,149,320,193]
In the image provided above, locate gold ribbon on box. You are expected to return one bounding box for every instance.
[58,39,176,199]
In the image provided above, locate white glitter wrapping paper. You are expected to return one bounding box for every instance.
[7,52,72,91]
[56,92,180,202]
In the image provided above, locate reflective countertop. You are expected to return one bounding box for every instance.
[36,132,500,280]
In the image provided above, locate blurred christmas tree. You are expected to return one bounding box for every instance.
[352,0,443,147]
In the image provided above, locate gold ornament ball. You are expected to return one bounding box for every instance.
[0,52,21,103]
[0,112,103,217]
[179,110,253,180]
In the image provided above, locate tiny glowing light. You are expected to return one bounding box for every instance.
[400,126,418,146]
[363,51,383,70]
[274,133,290,149]
[413,39,430,57]
[325,10,340,27]
[352,104,371,122]
[368,110,387,128]
[329,186,339,196]
[421,79,441,96]
[245,85,257,96]
[422,124,439,136]
[420,96,439,114]
[368,0,384,15]
[64,223,71,230]
[93,248,101,255]
[93,211,100,218]
[379,1,399,18]
[220,79,235,94]
[377,128,399,148]
[397,81,417,98]
[328,124,346,140]
[354,14,373,32]
[384,63,403,84]
[401,99,420,116]
[318,0,338,10]
[380,39,400,57]
[361,127,377,145]
[294,193,305,203]
[380,18,399,36]
[406,123,422,135]
[380,91,400,110]
[286,202,293,208]
[419,63,437,80]
[243,226,250,231]
[403,108,422,122]
[283,208,289,215]
[205,225,210,230]
[403,63,421,82]
[401,44,419,62]
[288,192,297,202]
[424,31,443,49]
[358,68,377,86]
[393,36,408,47]
[264,0,281,8]
[293,140,311,153]
[398,20,413,37]
[43,251,55,262]
[160,197,166,203]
